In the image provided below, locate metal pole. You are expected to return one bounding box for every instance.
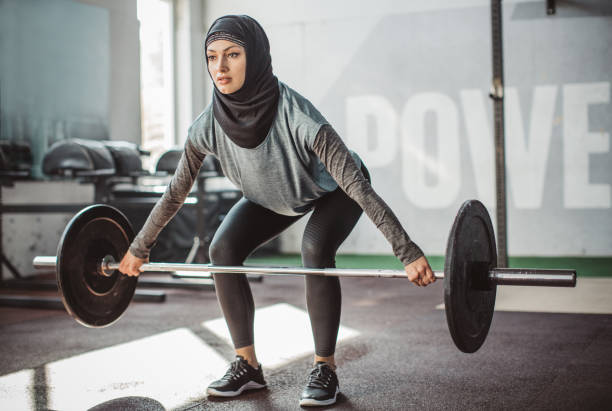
[490,0,508,267]
[33,256,576,287]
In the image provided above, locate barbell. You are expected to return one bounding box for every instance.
[33,199,576,353]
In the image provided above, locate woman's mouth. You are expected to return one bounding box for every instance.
[217,76,231,85]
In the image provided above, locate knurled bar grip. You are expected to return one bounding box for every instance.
[32,256,576,287]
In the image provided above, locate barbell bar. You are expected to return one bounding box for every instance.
[33,256,576,287]
[32,200,577,353]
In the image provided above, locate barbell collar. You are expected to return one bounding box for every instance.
[33,256,576,287]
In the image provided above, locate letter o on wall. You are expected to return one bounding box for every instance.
[401,92,460,208]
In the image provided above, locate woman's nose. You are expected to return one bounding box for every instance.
[217,56,228,72]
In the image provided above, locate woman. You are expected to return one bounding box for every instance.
[119,14,435,407]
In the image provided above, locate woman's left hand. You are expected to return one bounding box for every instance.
[404,256,436,287]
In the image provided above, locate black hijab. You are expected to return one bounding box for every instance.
[205,15,280,148]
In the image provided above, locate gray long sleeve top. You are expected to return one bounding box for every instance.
[130,83,423,265]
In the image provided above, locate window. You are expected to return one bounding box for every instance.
[137,0,174,171]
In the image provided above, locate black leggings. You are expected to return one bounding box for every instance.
[209,167,370,358]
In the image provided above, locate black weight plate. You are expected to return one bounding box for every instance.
[444,200,497,353]
[56,204,136,327]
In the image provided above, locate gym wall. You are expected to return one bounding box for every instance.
[201,0,612,257]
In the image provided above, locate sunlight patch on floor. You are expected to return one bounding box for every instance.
[202,302,360,369]
[0,369,35,410]
[0,328,228,411]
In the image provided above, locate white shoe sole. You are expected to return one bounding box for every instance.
[207,380,266,397]
[299,386,339,406]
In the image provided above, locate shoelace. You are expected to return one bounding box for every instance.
[306,365,334,389]
[221,359,248,381]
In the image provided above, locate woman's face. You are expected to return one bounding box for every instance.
[206,39,246,94]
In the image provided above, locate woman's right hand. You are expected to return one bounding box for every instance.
[118,250,148,277]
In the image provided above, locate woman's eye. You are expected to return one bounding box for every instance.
[228,52,239,58]
[207,55,216,61]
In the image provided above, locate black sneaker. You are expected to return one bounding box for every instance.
[206,356,267,397]
[299,362,340,407]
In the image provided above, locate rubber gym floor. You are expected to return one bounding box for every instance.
[1,255,611,410]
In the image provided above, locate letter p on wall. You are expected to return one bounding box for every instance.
[345,95,398,168]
